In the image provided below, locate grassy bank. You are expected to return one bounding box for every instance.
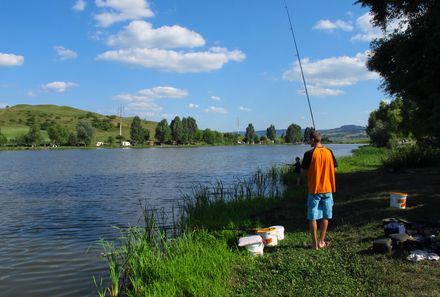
[98,146,439,296]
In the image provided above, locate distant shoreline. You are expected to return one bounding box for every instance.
[0,141,368,152]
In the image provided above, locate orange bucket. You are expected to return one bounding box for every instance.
[256,227,278,246]
[390,192,408,209]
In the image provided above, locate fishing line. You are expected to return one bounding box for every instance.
[283,0,316,130]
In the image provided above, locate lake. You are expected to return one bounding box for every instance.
[0,144,360,297]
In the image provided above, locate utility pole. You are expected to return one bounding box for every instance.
[237,117,240,135]
[118,105,124,137]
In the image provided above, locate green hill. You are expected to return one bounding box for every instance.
[255,125,368,142]
[320,125,367,141]
[0,104,157,143]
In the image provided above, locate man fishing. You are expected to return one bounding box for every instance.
[301,131,337,250]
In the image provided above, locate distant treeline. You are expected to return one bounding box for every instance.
[0,111,309,147]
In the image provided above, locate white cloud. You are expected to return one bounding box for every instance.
[211,95,221,101]
[54,46,78,61]
[73,0,86,11]
[0,102,9,109]
[188,103,199,109]
[161,113,178,119]
[114,86,188,113]
[204,106,228,114]
[0,52,24,67]
[114,86,188,101]
[126,101,162,112]
[26,91,37,97]
[94,0,154,27]
[351,12,382,42]
[297,85,344,97]
[107,20,205,49]
[314,19,353,32]
[88,30,105,41]
[239,106,252,112]
[351,12,408,42]
[41,81,78,93]
[96,47,246,73]
[282,51,379,88]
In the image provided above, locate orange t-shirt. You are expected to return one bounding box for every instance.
[301,146,337,194]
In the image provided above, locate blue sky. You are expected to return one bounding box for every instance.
[0,0,389,132]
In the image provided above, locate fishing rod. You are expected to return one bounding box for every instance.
[283,0,316,130]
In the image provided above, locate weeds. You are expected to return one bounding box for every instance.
[383,144,440,170]
[180,167,287,230]
[337,146,387,173]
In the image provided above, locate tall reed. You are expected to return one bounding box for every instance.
[180,166,288,230]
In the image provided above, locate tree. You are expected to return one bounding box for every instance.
[203,128,216,145]
[170,116,183,144]
[155,119,172,144]
[181,117,190,144]
[26,123,42,146]
[303,127,315,143]
[266,125,276,141]
[285,123,302,144]
[223,132,240,144]
[76,120,95,146]
[367,98,406,147]
[356,0,440,140]
[244,123,256,143]
[107,136,115,146]
[130,116,148,145]
[67,132,78,146]
[48,124,68,146]
[144,129,150,143]
[185,117,198,144]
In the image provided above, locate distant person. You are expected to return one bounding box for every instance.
[293,157,301,185]
[301,131,337,250]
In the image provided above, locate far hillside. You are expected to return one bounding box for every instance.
[0,104,157,142]
[254,125,367,142]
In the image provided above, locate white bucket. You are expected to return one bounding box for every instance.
[390,192,408,209]
[238,235,263,247]
[256,227,278,246]
[270,225,285,241]
[244,242,264,256]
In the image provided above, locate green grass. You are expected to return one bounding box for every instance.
[233,231,387,297]
[337,146,388,173]
[1,126,31,139]
[99,227,243,297]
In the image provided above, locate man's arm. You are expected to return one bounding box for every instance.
[301,149,314,175]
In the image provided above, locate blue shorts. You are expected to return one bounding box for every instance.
[307,193,333,220]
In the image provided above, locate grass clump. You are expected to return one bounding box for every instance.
[181,167,291,230]
[337,146,387,173]
[382,144,440,171]
[99,226,242,297]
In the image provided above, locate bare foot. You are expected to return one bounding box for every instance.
[318,241,329,249]
[309,244,319,250]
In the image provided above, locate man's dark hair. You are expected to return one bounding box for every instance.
[310,130,322,142]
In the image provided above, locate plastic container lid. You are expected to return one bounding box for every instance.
[238,235,263,247]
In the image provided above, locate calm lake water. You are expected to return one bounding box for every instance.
[0,144,360,297]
